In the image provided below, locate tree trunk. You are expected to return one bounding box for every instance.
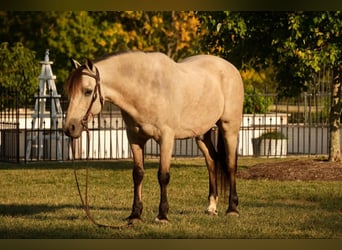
[328,65,341,162]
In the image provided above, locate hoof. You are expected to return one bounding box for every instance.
[205,209,218,216]
[154,217,169,224]
[127,218,142,225]
[226,210,239,217]
[126,215,142,225]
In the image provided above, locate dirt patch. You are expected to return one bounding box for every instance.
[237,159,342,181]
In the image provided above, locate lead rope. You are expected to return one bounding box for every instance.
[71,117,130,230]
[70,64,130,229]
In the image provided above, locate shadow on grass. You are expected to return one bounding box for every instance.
[0,203,133,238]
[0,160,147,170]
[0,203,78,217]
[0,203,132,217]
[0,158,206,171]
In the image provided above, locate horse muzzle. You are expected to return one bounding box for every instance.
[64,118,83,139]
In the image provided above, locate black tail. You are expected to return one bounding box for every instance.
[215,128,229,197]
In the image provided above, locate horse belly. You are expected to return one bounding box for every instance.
[175,115,220,139]
[175,99,223,139]
[173,77,224,139]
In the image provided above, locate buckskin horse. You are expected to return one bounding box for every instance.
[64,51,244,224]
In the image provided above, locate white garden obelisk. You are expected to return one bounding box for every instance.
[26,50,63,160]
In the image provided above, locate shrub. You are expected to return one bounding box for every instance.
[243,85,272,114]
[258,131,287,140]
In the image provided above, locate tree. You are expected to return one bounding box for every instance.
[0,42,40,108]
[199,11,248,67]
[330,66,341,161]
[274,12,341,161]
[93,11,202,60]
[200,11,341,161]
[0,11,203,92]
[0,11,86,94]
[162,11,202,60]
[43,11,101,90]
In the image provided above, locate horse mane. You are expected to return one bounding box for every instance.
[65,67,84,98]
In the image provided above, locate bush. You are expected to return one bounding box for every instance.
[0,42,40,107]
[243,85,272,114]
[258,131,287,140]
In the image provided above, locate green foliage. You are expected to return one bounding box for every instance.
[243,85,272,114]
[201,11,341,98]
[199,11,247,67]
[0,42,39,105]
[43,11,101,90]
[0,11,203,92]
[273,11,342,97]
[95,11,202,60]
[0,11,341,102]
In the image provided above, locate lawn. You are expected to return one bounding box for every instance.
[0,157,341,239]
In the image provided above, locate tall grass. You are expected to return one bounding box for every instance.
[0,158,341,238]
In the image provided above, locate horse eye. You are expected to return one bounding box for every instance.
[84,89,92,96]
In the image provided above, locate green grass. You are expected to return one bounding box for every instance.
[0,158,341,238]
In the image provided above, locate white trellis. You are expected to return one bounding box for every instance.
[25,50,63,160]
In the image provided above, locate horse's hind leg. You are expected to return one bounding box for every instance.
[218,120,239,216]
[196,130,218,215]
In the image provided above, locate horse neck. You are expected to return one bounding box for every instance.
[97,54,155,117]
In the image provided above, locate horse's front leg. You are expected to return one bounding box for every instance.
[155,131,174,223]
[127,136,147,223]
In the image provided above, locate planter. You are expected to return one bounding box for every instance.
[252,138,287,158]
[252,131,287,158]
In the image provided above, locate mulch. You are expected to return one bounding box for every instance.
[237,159,342,181]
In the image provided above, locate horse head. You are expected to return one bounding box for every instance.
[64,58,104,138]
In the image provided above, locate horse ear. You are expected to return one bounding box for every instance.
[70,58,81,69]
[85,58,94,72]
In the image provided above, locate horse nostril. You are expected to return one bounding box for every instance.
[64,123,75,137]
